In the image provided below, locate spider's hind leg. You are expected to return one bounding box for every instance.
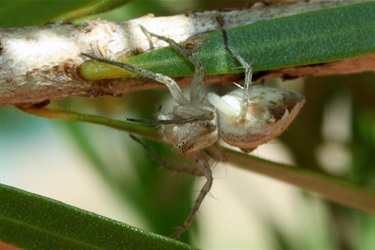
[221,25,253,120]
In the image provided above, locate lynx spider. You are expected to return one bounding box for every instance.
[82,26,305,238]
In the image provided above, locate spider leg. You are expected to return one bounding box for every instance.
[221,27,253,120]
[171,153,213,238]
[81,53,188,105]
[129,134,203,176]
[140,26,204,102]
[127,111,214,125]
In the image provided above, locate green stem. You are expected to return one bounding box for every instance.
[22,107,375,215]
[22,107,158,141]
[227,149,375,214]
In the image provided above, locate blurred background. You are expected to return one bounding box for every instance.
[1,0,374,249]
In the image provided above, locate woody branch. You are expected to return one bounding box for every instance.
[0,0,373,107]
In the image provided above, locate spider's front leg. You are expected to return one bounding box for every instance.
[81,52,188,106]
[129,134,204,176]
[129,133,215,239]
[171,154,213,239]
[139,26,204,102]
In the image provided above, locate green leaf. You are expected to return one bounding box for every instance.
[0,0,128,28]
[0,184,194,250]
[81,2,375,80]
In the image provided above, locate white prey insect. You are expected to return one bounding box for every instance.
[82,25,305,238]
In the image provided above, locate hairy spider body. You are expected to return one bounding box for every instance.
[82,25,304,238]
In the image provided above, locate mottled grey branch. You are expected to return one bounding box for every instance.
[0,0,368,106]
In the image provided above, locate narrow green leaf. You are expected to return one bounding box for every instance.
[0,0,128,28]
[48,0,130,23]
[81,2,375,80]
[0,184,194,250]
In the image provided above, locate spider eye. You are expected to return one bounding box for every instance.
[178,139,186,148]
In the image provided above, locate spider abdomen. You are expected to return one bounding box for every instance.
[209,85,305,150]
